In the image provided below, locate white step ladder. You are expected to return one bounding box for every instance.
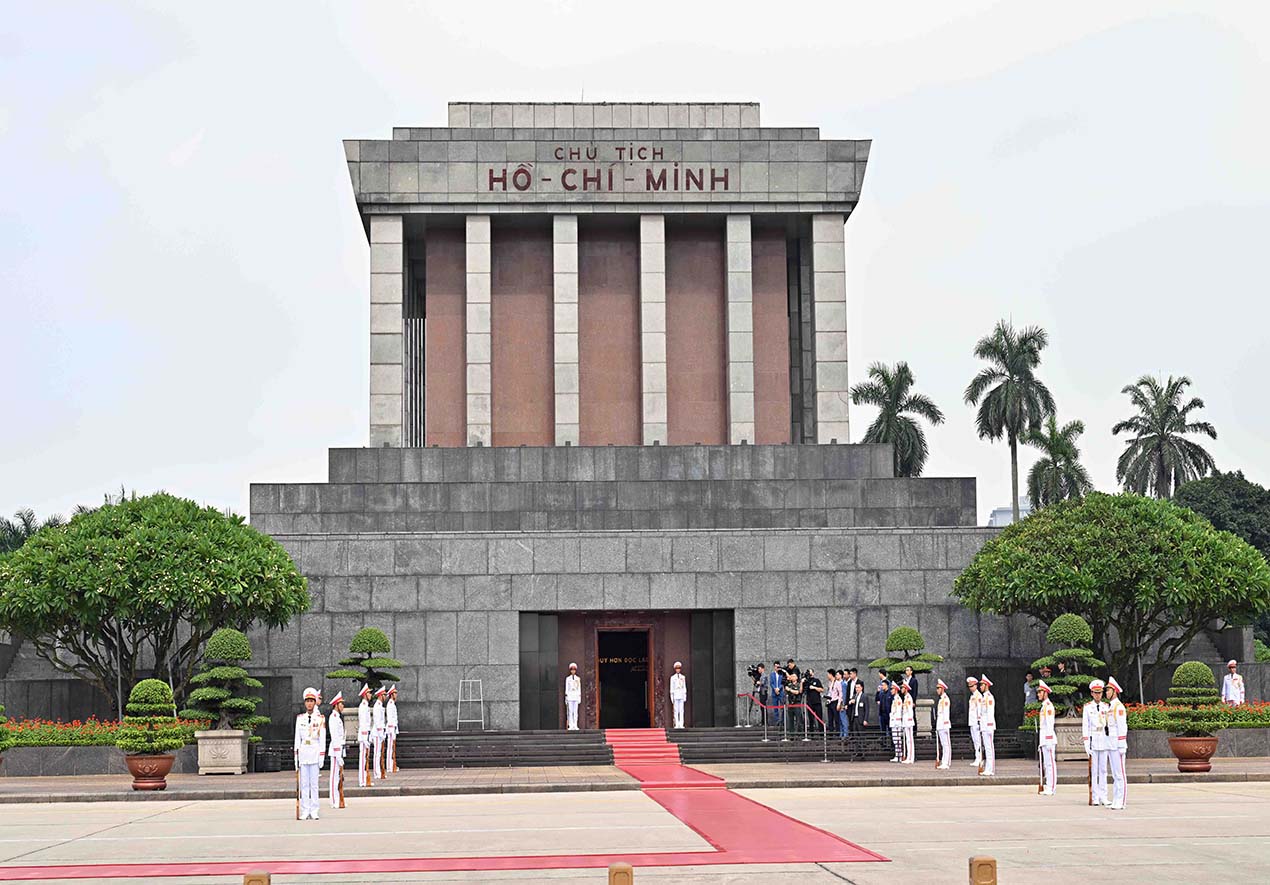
[457,679,485,731]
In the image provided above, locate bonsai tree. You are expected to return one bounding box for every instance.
[178,628,268,742]
[1030,614,1105,718]
[0,492,311,709]
[116,679,187,756]
[326,627,402,693]
[868,626,944,678]
[1164,661,1223,737]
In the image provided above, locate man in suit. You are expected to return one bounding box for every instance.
[848,681,867,738]
[875,671,892,738]
[902,666,918,698]
[767,661,784,726]
[802,668,824,734]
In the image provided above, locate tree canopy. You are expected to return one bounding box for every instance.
[848,361,945,477]
[0,493,310,710]
[953,492,1270,688]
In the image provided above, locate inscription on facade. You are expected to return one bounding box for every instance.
[486,143,731,194]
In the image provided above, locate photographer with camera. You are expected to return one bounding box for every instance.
[748,663,766,725]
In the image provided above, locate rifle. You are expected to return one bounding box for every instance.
[338,756,346,808]
[1087,754,1093,806]
[294,763,300,820]
[393,734,399,772]
[1037,739,1043,794]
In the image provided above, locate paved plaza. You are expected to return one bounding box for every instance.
[0,774,1267,883]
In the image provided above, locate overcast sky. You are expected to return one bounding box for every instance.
[3,2,1268,525]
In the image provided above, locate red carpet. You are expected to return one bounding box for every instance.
[0,729,885,880]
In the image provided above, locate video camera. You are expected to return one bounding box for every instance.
[746,663,762,683]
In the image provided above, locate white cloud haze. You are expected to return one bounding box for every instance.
[2,1,1268,523]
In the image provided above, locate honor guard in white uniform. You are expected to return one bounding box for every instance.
[1036,680,1057,795]
[357,683,373,786]
[386,684,400,773]
[670,661,688,729]
[372,686,387,780]
[935,679,952,769]
[565,663,582,730]
[327,692,346,808]
[899,682,916,764]
[293,687,326,820]
[888,682,904,762]
[978,675,996,776]
[967,676,983,770]
[1083,678,1112,805]
[1105,677,1128,809]
[1223,660,1246,705]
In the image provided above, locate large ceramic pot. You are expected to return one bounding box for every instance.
[195,729,248,775]
[124,753,176,790]
[1168,735,1218,773]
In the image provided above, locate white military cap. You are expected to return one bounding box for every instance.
[569,662,578,669]
[388,684,398,696]
[1106,677,1123,693]
[1228,659,1238,667]
[673,661,682,667]
[359,683,372,698]
[302,687,319,701]
[978,674,992,687]
[965,676,978,685]
[1035,680,1051,693]
[329,691,344,705]
[1089,679,1105,690]
[936,679,948,690]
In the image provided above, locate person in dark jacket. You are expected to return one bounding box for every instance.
[875,670,893,735]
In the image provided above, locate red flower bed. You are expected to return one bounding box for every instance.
[3,716,209,748]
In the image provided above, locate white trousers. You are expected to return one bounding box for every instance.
[970,723,982,765]
[566,699,580,730]
[358,741,372,786]
[386,729,396,772]
[1090,749,1110,803]
[329,753,344,807]
[1040,743,1056,793]
[372,733,385,779]
[298,763,320,819]
[902,726,915,763]
[673,698,685,729]
[890,725,904,758]
[937,727,951,767]
[981,727,996,774]
[1108,750,1127,807]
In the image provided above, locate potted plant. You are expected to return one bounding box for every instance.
[1164,660,1222,772]
[116,679,187,790]
[868,626,944,736]
[1029,614,1104,757]
[179,628,268,775]
[326,627,403,745]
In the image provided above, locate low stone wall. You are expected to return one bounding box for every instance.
[1128,728,1270,758]
[0,745,198,777]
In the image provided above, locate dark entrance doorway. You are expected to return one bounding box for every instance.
[598,630,651,728]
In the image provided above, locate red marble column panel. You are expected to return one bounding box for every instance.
[578,218,641,445]
[665,220,726,445]
[491,219,554,447]
[424,226,466,447]
[752,227,792,444]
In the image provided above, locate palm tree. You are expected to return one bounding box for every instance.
[1025,415,1093,508]
[964,320,1055,523]
[0,508,65,556]
[1113,374,1216,498]
[849,361,945,477]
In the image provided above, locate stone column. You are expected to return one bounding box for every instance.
[553,215,579,445]
[639,215,667,445]
[811,213,849,443]
[465,214,492,446]
[725,215,755,444]
[369,215,404,447]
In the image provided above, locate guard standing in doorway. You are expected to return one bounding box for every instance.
[565,662,582,730]
[670,661,687,729]
[293,687,325,820]
[327,691,346,808]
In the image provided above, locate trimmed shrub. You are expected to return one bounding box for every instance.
[116,679,186,755]
[1022,613,1105,728]
[326,627,403,694]
[1163,661,1223,737]
[867,626,944,677]
[178,628,268,742]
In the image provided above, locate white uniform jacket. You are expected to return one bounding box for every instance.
[357,699,372,745]
[565,674,582,702]
[936,694,951,730]
[372,699,386,739]
[1108,697,1128,751]
[1223,673,1245,704]
[968,690,982,728]
[328,710,346,761]
[1082,700,1114,751]
[900,695,915,728]
[386,698,399,735]
[979,691,996,730]
[670,673,687,701]
[294,711,326,767]
[1038,698,1056,745]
